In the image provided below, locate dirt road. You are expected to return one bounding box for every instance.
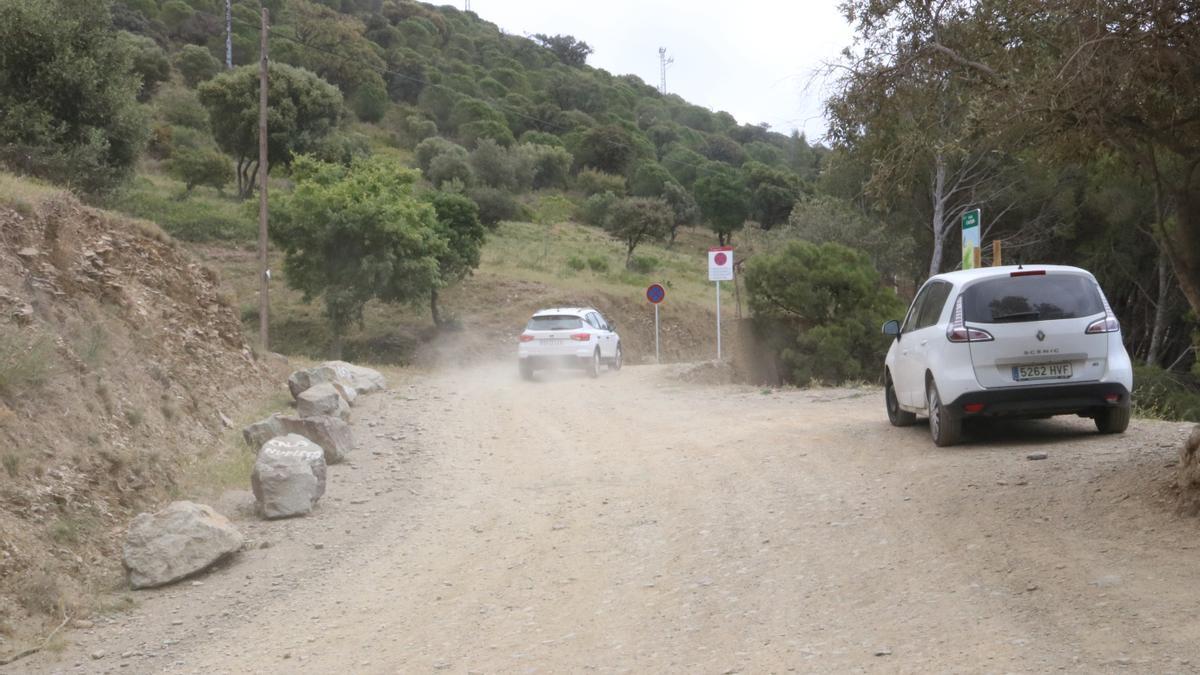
[15,364,1200,673]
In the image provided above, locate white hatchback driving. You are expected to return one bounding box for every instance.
[517,307,623,379]
[882,265,1133,446]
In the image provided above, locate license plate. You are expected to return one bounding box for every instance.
[1012,362,1072,381]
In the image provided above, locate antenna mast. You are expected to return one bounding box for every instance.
[658,47,674,95]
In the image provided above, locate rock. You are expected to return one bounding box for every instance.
[243,416,284,451]
[321,360,386,394]
[17,247,39,259]
[287,365,338,400]
[91,650,106,660]
[251,434,327,519]
[218,412,234,429]
[274,415,354,464]
[332,381,358,407]
[214,489,258,520]
[122,501,243,590]
[296,383,350,421]
[72,619,94,630]
[874,647,893,656]
[1026,452,1048,461]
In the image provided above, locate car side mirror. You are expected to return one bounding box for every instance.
[882,320,901,338]
[608,321,616,331]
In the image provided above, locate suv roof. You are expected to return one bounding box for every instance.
[930,264,1093,286]
[531,307,595,317]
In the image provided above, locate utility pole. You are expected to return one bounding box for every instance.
[658,47,673,95]
[464,0,471,10]
[224,0,233,69]
[257,7,270,351]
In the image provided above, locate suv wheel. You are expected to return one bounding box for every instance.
[609,344,623,371]
[886,375,916,427]
[1095,404,1131,434]
[926,381,962,447]
[587,349,601,378]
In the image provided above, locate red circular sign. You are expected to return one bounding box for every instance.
[646,283,666,304]
[714,252,728,266]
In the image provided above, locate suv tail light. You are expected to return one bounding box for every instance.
[518,334,535,342]
[1086,283,1120,334]
[946,296,994,343]
[569,333,591,342]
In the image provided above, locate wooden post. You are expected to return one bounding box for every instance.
[992,240,1002,267]
[257,8,270,351]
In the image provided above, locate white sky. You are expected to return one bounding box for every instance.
[469,1,854,143]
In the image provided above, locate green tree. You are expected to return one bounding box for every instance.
[120,31,171,101]
[745,240,904,384]
[175,44,221,87]
[169,146,231,194]
[604,197,673,267]
[574,125,637,175]
[629,160,674,197]
[661,181,699,244]
[198,63,342,197]
[271,156,447,356]
[743,161,803,229]
[0,0,147,192]
[694,165,749,245]
[531,34,592,67]
[424,191,486,326]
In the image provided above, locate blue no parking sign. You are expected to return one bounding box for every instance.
[646,283,666,304]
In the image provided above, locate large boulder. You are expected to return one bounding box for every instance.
[251,434,327,519]
[296,382,350,421]
[122,501,243,590]
[1177,425,1200,515]
[287,365,337,400]
[243,414,354,464]
[322,360,386,394]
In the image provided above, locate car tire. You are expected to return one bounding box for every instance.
[926,381,962,447]
[886,375,916,427]
[1095,403,1131,434]
[519,360,534,381]
[587,349,601,378]
[609,344,623,371]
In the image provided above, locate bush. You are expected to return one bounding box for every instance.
[0,328,54,399]
[154,85,210,131]
[120,31,171,101]
[576,168,626,196]
[468,186,522,227]
[579,190,619,227]
[309,131,372,166]
[745,240,905,385]
[469,139,516,189]
[414,136,464,174]
[519,130,563,147]
[520,143,573,190]
[459,119,515,148]
[629,255,659,274]
[566,255,586,272]
[401,115,438,148]
[169,146,231,194]
[175,44,221,87]
[428,152,474,189]
[1133,365,1200,421]
[586,255,609,273]
[350,77,390,123]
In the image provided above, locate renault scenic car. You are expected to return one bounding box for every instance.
[881,265,1133,446]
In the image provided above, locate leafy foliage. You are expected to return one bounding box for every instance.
[175,44,221,87]
[694,165,749,245]
[531,34,592,67]
[169,146,231,194]
[604,197,673,267]
[745,241,905,384]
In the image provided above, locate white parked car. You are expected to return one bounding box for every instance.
[882,265,1133,446]
[517,307,623,380]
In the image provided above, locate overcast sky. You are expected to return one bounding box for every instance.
[469,1,854,142]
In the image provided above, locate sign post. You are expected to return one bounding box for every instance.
[708,247,734,360]
[646,283,666,364]
[962,208,982,270]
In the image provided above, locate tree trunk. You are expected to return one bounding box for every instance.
[928,152,948,279]
[430,289,441,327]
[1167,188,1200,320]
[1147,251,1170,366]
[331,331,343,360]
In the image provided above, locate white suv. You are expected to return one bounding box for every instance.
[517,307,623,380]
[882,265,1133,446]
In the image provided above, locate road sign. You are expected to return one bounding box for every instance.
[962,208,981,270]
[708,246,733,281]
[646,283,666,304]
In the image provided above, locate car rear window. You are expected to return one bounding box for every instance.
[526,315,582,330]
[963,274,1104,323]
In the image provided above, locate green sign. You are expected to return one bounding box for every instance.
[962,208,981,270]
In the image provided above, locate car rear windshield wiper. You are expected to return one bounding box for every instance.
[991,311,1041,322]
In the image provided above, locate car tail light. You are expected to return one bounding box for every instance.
[569,333,591,342]
[963,403,985,414]
[1010,269,1046,277]
[518,334,535,342]
[1104,393,1120,403]
[946,296,994,343]
[1086,283,1120,334]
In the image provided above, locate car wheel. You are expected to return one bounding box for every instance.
[519,360,534,381]
[926,381,962,447]
[886,376,916,427]
[609,344,623,371]
[1095,403,1131,434]
[587,349,601,378]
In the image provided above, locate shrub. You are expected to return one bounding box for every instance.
[1133,365,1200,421]
[576,168,626,196]
[579,190,619,228]
[154,85,210,130]
[175,44,221,87]
[586,255,609,273]
[745,240,905,385]
[414,136,464,174]
[566,255,586,272]
[310,130,372,166]
[0,328,54,399]
[120,31,171,101]
[469,139,516,189]
[428,152,474,188]
[468,187,522,227]
[629,255,659,274]
[519,130,563,147]
[350,78,390,123]
[401,115,438,148]
[520,143,573,190]
[169,146,231,194]
[459,119,515,148]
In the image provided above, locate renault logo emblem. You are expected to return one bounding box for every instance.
[1036,330,1046,342]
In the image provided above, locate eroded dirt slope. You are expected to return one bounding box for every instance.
[14,363,1198,673]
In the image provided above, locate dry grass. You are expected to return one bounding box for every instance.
[0,327,55,399]
[0,172,67,215]
[174,389,294,499]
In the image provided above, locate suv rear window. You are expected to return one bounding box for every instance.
[526,315,582,330]
[963,274,1104,324]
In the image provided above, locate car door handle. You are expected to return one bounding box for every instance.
[920,340,928,346]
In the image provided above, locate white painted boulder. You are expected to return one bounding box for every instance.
[251,434,327,519]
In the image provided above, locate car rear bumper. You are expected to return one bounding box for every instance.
[948,382,1130,418]
[519,354,591,370]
